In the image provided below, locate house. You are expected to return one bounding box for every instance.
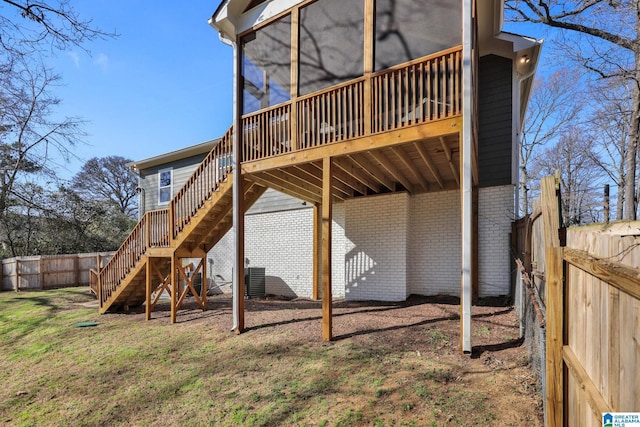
[100,0,541,353]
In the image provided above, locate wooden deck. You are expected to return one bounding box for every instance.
[96,46,471,318]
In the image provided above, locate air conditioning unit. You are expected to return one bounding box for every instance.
[245,267,265,298]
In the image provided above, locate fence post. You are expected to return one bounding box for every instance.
[39,256,44,290]
[75,255,80,286]
[541,176,561,248]
[16,258,21,292]
[545,246,564,427]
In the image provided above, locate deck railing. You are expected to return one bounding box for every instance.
[297,78,366,148]
[371,48,461,132]
[241,46,462,162]
[243,103,292,161]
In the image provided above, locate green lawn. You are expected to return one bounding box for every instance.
[0,288,541,426]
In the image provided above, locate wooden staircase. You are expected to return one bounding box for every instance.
[95,127,267,315]
[91,47,467,318]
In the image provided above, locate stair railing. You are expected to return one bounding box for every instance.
[97,211,152,308]
[97,125,234,309]
[171,126,234,239]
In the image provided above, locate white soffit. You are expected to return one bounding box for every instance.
[211,0,305,37]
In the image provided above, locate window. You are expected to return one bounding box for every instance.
[299,0,364,95]
[158,168,173,205]
[241,16,291,114]
[375,0,461,70]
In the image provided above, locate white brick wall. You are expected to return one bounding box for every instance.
[331,203,346,298]
[343,193,409,301]
[407,186,515,298]
[408,190,461,296]
[478,185,515,297]
[208,201,346,299]
[207,185,515,300]
[244,209,314,297]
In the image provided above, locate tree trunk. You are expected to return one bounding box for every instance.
[618,160,625,220]
[624,67,640,219]
[520,161,529,216]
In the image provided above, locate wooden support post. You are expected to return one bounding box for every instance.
[97,260,102,308]
[170,255,177,324]
[545,246,564,427]
[312,203,321,301]
[145,258,152,321]
[322,157,333,341]
[201,255,207,310]
[145,211,151,249]
[169,203,175,246]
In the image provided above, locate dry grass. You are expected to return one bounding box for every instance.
[0,288,542,426]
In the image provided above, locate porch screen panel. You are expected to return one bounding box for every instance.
[241,16,291,114]
[299,0,364,95]
[375,0,461,70]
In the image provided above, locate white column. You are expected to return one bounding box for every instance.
[460,0,473,354]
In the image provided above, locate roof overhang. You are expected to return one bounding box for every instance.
[127,139,220,171]
[498,32,543,126]
[209,0,542,126]
[209,0,304,39]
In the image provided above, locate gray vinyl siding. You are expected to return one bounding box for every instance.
[478,54,513,188]
[138,153,209,213]
[139,158,305,215]
[247,189,308,215]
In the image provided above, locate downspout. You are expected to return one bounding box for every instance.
[218,31,243,332]
[130,165,145,219]
[515,42,543,218]
[136,187,145,219]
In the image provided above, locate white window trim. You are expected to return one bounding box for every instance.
[158,167,173,206]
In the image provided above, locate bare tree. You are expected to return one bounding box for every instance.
[0,0,114,58]
[71,156,138,219]
[506,0,640,219]
[519,69,582,215]
[584,79,633,219]
[534,127,603,225]
[0,61,84,213]
[0,1,118,256]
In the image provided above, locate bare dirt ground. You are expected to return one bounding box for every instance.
[120,293,543,425]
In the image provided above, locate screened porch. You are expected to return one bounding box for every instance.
[237,0,467,168]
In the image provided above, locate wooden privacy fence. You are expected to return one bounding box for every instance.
[515,176,640,426]
[546,227,640,427]
[1,252,113,292]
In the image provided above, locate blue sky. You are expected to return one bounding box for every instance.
[48,1,233,179]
